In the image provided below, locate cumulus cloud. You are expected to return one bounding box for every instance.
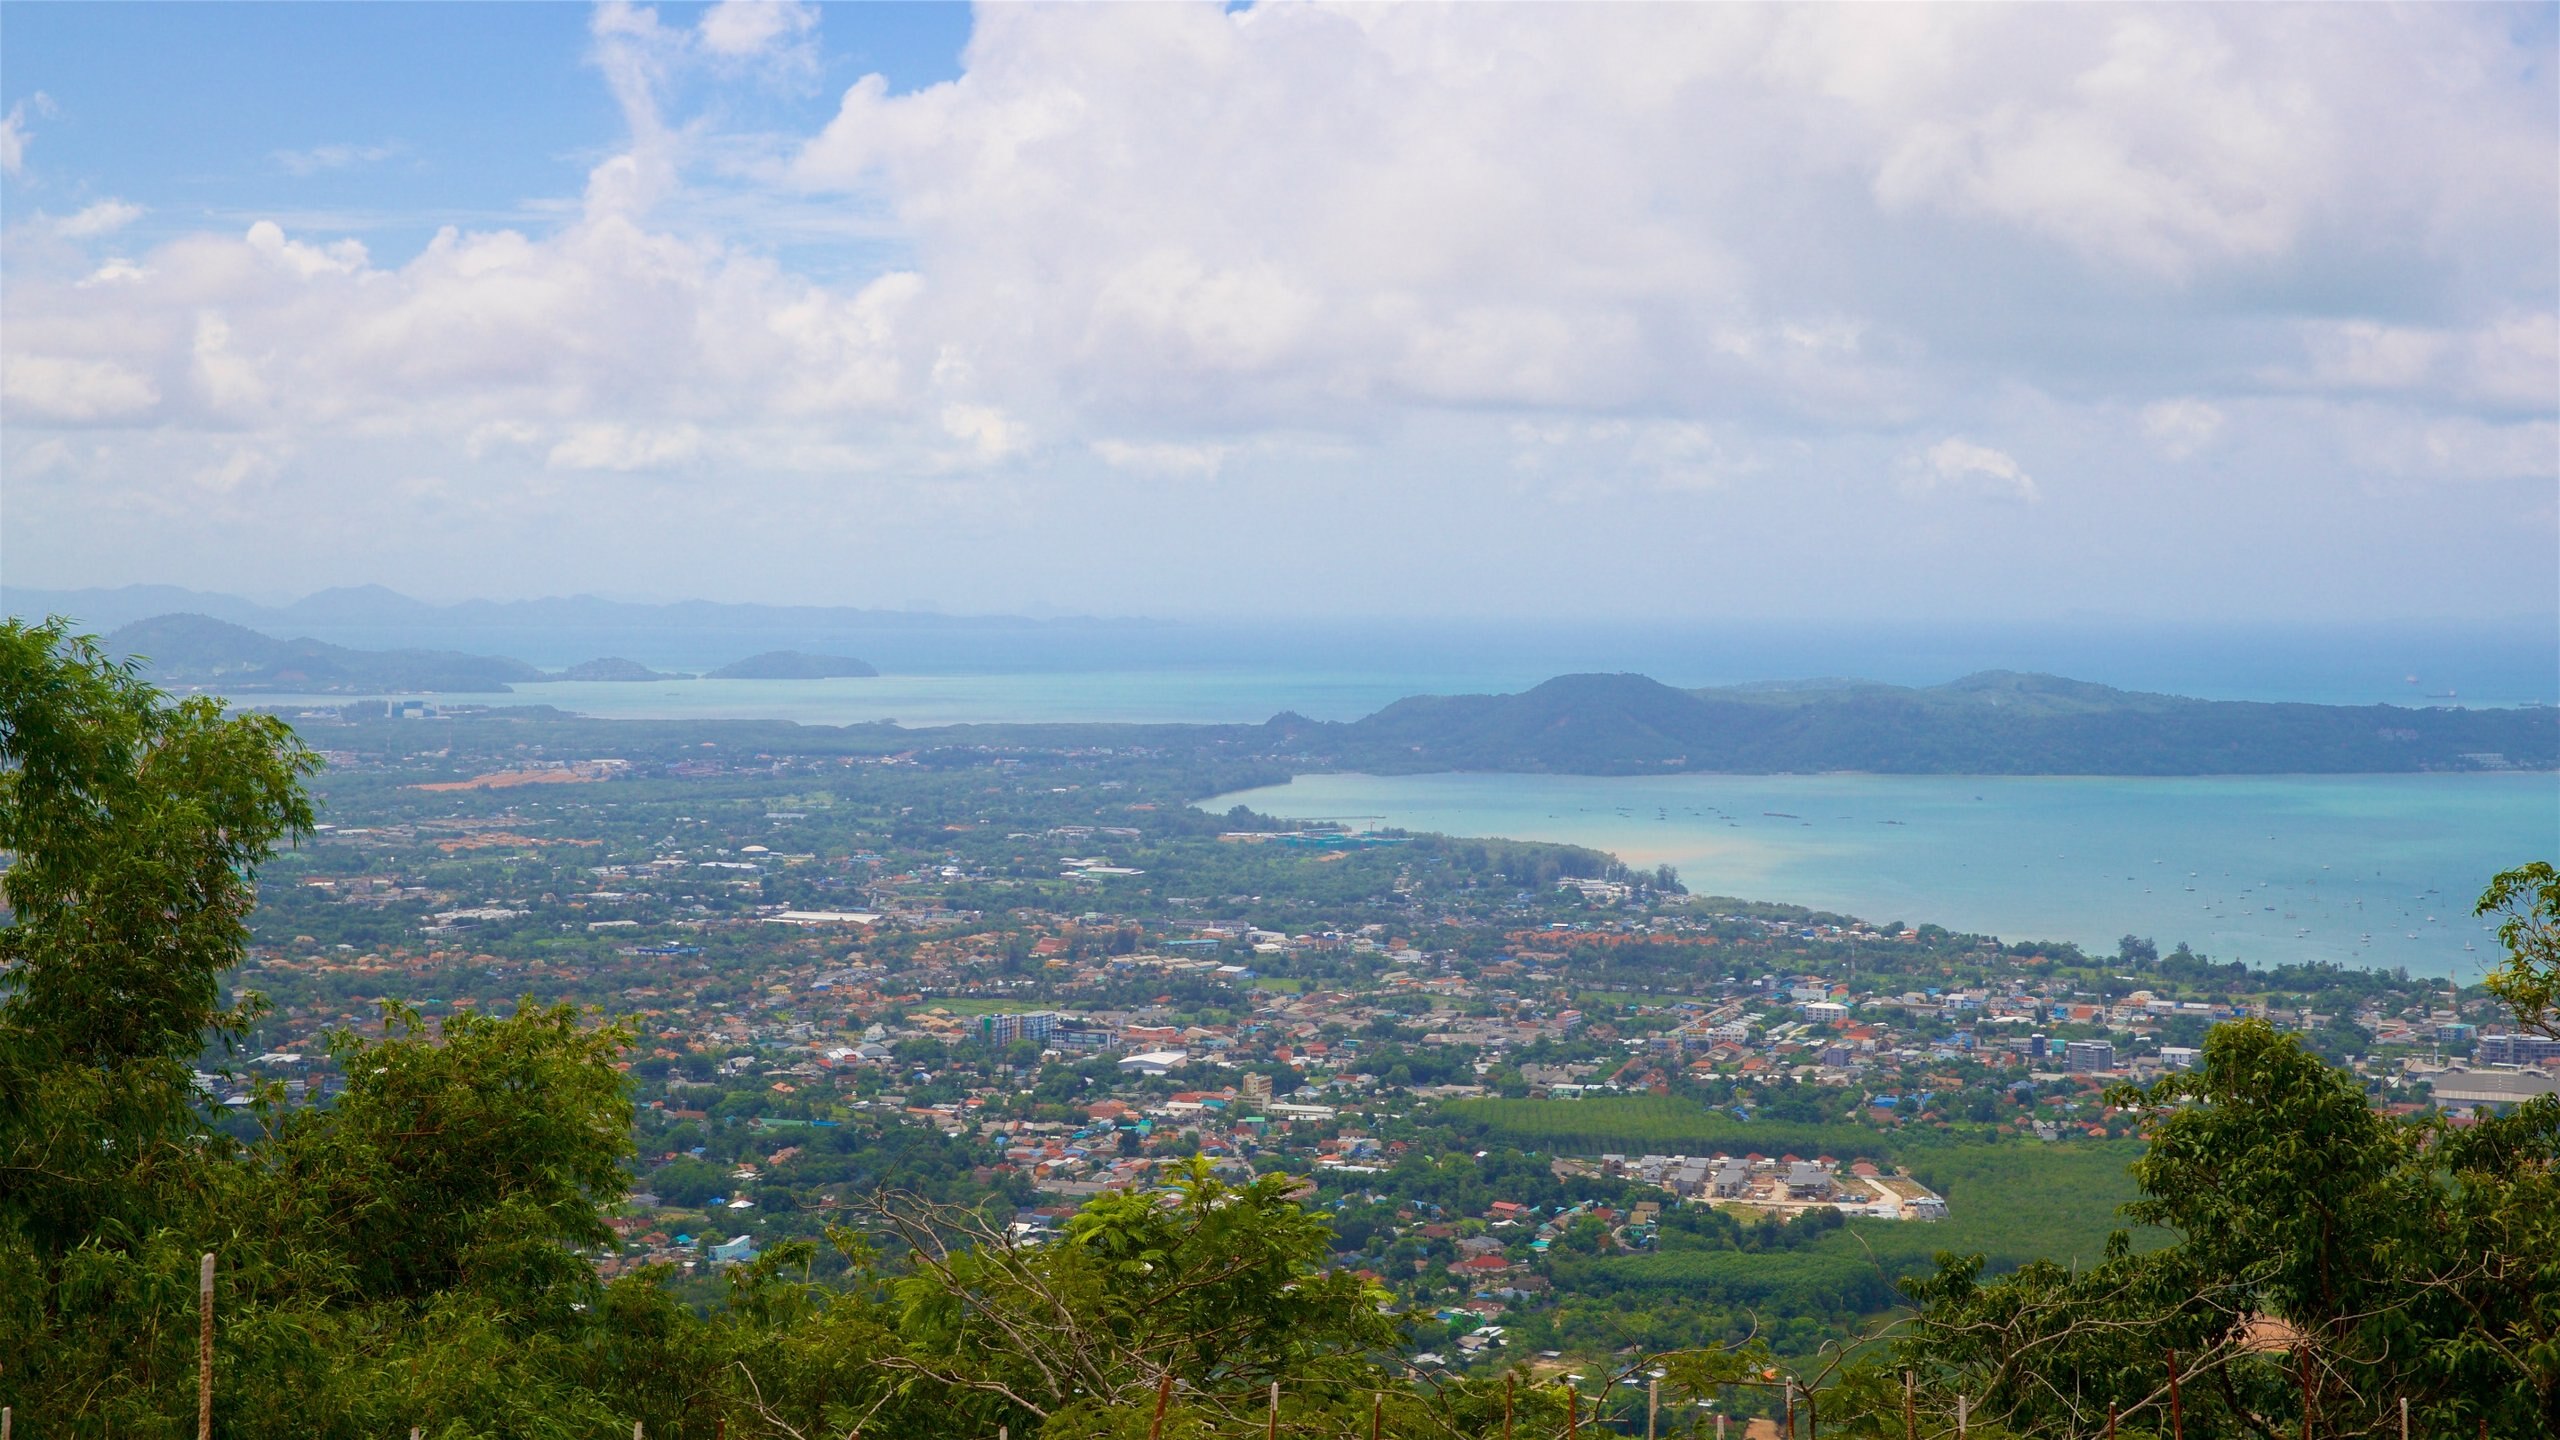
[786,3,2551,439]
[1902,438,2041,503]
[2,3,2552,614]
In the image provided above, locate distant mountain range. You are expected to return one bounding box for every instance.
[33,600,2558,772]
[1262,671,2555,774]
[6,583,1138,637]
[97,614,875,693]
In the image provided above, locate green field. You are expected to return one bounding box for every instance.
[1858,1138,2149,1272]
[1441,1094,1890,1163]
[1578,1138,2151,1320]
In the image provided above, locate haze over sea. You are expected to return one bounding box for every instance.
[217,615,2560,722]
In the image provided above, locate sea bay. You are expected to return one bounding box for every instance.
[1209,770,2560,979]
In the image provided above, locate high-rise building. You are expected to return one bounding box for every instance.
[2476,1033,2560,1065]
[2063,1039,2117,1074]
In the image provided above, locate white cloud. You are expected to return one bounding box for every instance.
[2141,399,2225,461]
[1902,438,2040,503]
[4,4,2552,616]
[1860,11,2323,279]
[2346,411,2560,485]
[778,3,2550,445]
[192,443,284,494]
[2465,313,2559,412]
[274,142,398,177]
[1091,438,1230,479]
[546,422,703,472]
[939,403,1025,464]
[1,354,160,423]
[2297,321,2447,392]
[0,93,52,178]
[697,0,816,60]
[55,200,144,238]
[77,259,151,288]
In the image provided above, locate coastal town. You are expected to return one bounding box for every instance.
[201,708,2556,1367]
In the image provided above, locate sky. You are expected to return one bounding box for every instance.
[3,1,2555,621]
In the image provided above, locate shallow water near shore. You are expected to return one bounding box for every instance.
[1209,770,2560,979]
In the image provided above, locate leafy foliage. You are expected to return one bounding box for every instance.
[2478,860,2560,1039]
[1882,1021,2559,1438]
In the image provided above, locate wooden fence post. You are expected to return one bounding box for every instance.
[2165,1352,2183,1440]
[1268,1379,1280,1440]
[1903,1373,1916,1440]
[198,1252,215,1440]
[1955,1394,1966,1440]
[1647,1375,1659,1440]
[1503,1372,1514,1440]
[1148,1374,1173,1440]
[2298,1346,2313,1440]
[1565,1385,1578,1440]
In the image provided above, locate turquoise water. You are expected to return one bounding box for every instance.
[1208,771,2560,978]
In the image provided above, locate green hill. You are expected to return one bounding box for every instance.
[1302,670,2553,774]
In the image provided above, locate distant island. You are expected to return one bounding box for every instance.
[706,650,879,679]
[1271,671,2555,775]
[552,656,684,682]
[102,614,682,692]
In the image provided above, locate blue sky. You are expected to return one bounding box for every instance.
[3,3,967,262]
[3,2,2554,621]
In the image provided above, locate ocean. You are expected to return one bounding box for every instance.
[1206,770,2560,979]
[190,614,2558,714]
[207,618,2557,976]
